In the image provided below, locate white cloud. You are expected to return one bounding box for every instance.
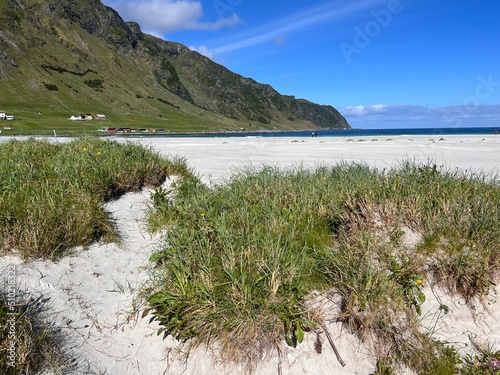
[342,104,387,116]
[341,104,500,128]
[189,45,216,59]
[103,0,242,34]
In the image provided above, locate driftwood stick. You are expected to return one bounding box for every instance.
[277,345,282,375]
[321,323,346,367]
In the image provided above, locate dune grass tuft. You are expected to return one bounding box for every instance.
[0,138,189,259]
[146,162,500,373]
[0,289,71,374]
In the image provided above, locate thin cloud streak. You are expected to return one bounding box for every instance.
[214,0,385,54]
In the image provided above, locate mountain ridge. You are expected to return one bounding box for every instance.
[0,0,350,133]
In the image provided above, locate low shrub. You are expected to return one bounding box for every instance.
[43,83,58,91]
[83,79,104,89]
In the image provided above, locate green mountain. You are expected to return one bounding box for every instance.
[0,0,350,134]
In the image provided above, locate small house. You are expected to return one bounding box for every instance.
[0,111,5,119]
[116,128,131,133]
[94,114,107,120]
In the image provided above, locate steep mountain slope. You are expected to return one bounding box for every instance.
[0,0,350,132]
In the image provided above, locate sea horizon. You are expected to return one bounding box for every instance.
[139,126,500,138]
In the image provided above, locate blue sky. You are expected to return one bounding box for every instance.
[102,0,500,129]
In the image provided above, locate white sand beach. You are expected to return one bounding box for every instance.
[1,134,499,374]
[132,134,500,183]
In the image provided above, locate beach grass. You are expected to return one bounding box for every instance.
[0,138,189,259]
[146,162,500,373]
[0,289,70,375]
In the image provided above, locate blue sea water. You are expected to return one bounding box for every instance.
[201,126,500,138]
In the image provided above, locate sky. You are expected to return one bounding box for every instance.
[102,0,500,129]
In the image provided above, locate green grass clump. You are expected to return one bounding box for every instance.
[0,138,189,259]
[147,166,335,368]
[0,290,70,374]
[146,162,500,373]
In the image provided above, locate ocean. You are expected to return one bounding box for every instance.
[204,126,500,138]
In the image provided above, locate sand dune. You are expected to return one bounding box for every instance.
[1,134,499,374]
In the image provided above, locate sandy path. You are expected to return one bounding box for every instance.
[1,187,169,374]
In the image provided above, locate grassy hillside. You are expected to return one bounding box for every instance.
[0,0,349,135]
[0,12,249,134]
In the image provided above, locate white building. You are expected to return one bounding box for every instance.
[0,111,5,119]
